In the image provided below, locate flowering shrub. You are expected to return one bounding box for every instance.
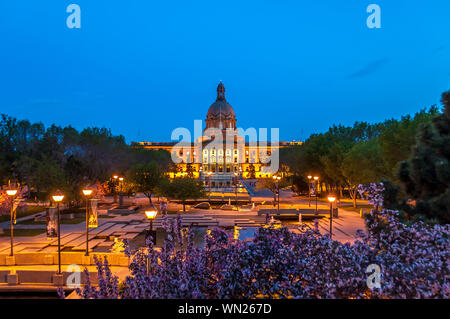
[358,182,385,208]
[65,185,449,299]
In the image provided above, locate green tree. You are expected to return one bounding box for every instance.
[256,177,289,205]
[342,139,387,207]
[162,177,205,212]
[378,107,439,180]
[396,91,450,224]
[63,155,87,204]
[32,156,65,200]
[256,178,278,204]
[128,161,164,204]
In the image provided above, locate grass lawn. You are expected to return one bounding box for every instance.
[339,198,369,204]
[0,228,46,237]
[341,204,373,213]
[0,205,45,223]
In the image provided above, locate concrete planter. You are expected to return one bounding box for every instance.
[0,252,128,267]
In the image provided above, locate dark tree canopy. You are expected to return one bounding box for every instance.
[0,114,170,203]
[280,103,440,209]
[397,91,450,223]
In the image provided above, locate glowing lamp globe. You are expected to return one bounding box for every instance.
[6,189,18,196]
[145,208,158,219]
[52,190,65,202]
[82,189,93,196]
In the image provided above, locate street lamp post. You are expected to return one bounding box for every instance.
[273,175,281,213]
[119,177,124,206]
[82,187,93,257]
[112,175,118,203]
[307,175,312,207]
[145,205,157,276]
[314,176,319,214]
[207,171,212,202]
[6,186,18,257]
[145,205,158,245]
[233,172,238,207]
[328,195,336,239]
[52,190,65,274]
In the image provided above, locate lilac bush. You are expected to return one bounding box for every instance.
[72,185,449,299]
[358,182,385,209]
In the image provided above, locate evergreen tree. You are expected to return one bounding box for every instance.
[397,91,450,223]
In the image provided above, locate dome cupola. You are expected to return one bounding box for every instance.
[205,82,236,131]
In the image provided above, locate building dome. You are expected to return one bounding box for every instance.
[205,82,236,130]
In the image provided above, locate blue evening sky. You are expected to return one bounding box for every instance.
[0,1,449,143]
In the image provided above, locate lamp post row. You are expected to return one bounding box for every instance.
[306,175,337,239]
[307,175,320,213]
[51,176,120,274]
[5,183,96,275]
[112,175,125,204]
[6,173,336,275]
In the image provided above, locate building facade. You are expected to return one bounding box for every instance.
[132,83,302,188]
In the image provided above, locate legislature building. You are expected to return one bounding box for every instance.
[132,83,301,188]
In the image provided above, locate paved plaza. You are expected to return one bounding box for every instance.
[0,190,368,255]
